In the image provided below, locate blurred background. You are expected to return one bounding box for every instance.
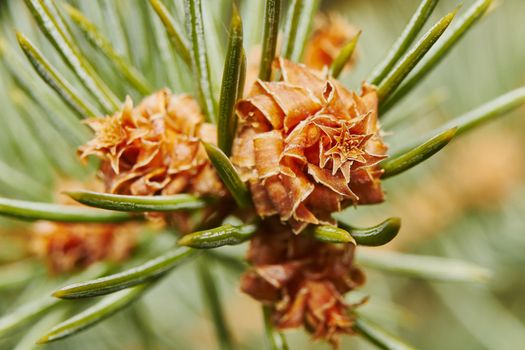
[1,0,525,349]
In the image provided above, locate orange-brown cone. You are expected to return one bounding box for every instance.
[79,89,224,198]
[304,14,359,71]
[31,221,137,274]
[232,59,387,232]
[240,220,365,346]
[29,180,138,274]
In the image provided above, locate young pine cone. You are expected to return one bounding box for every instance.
[31,221,137,274]
[232,58,387,232]
[79,89,224,198]
[304,14,359,71]
[240,220,365,346]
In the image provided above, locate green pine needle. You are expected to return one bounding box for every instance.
[338,217,401,247]
[394,86,525,157]
[263,306,289,350]
[12,308,68,350]
[66,191,206,212]
[0,261,39,291]
[281,0,320,62]
[354,316,417,350]
[381,127,457,179]
[218,4,244,155]
[53,247,195,299]
[16,32,99,118]
[196,257,235,350]
[0,264,107,337]
[0,160,51,200]
[12,91,85,176]
[0,296,59,337]
[184,0,218,123]
[64,3,153,95]
[0,197,136,223]
[357,250,491,283]
[149,0,192,66]
[1,39,90,144]
[24,0,120,112]
[381,0,494,113]
[259,0,281,81]
[237,50,247,98]
[368,0,439,85]
[313,225,356,244]
[377,6,459,103]
[178,224,257,249]
[442,86,525,136]
[202,141,251,209]
[330,30,361,78]
[38,284,151,344]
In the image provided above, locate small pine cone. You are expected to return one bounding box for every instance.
[232,58,387,232]
[31,221,137,274]
[240,220,365,346]
[79,89,225,198]
[304,14,359,71]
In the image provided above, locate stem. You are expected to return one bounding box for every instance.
[263,306,289,350]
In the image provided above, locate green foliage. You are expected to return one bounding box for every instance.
[263,306,289,350]
[218,5,244,155]
[16,32,99,118]
[281,0,320,62]
[66,191,206,212]
[330,31,361,78]
[376,7,458,103]
[368,0,439,86]
[196,257,234,350]
[381,0,494,113]
[53,247,195,299]
[354,316,416,350]
[357,251,491,283]
[184,0,217,123]
[64,3,153,95]
[312,225,356,244]
[38,284,151,344]
[178,224,257,249]
[0,264,107,337]
[0,197,136,223]
[150,0,191,66]
[203,142,251,208]
[381,127,457,178]
[259,0,281,81]
[24,0,120,112]
[338,217,401,246]
[393,86,525,155]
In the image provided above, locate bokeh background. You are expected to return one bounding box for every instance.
[1,0,524,349]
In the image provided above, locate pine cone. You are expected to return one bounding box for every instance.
[304,14,359,70]
[232,58,387,232]
[32,221,137,274]
[79,89,224,198]
[240,220,365,346]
